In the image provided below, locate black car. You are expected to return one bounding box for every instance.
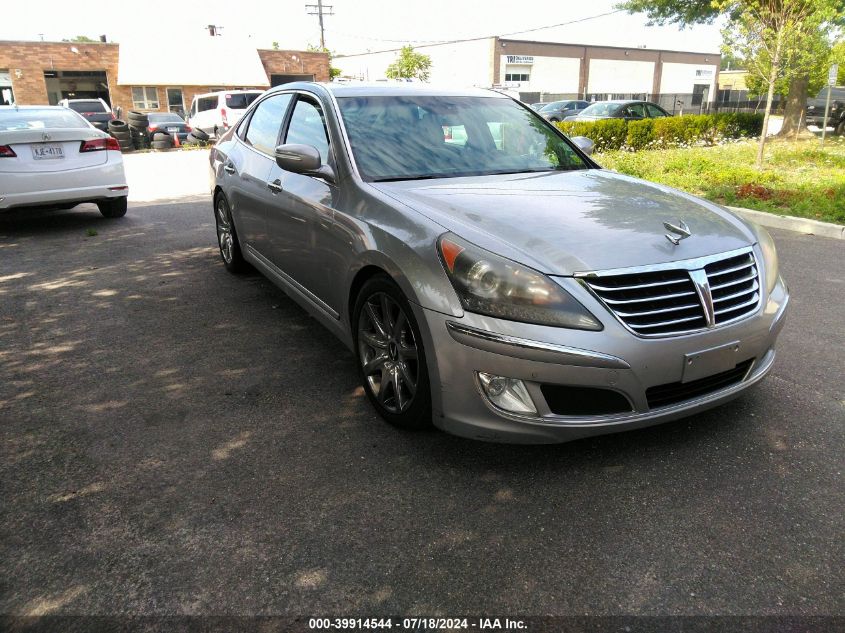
[146,112,192,142]
[805,86,845,135]
[58,98,114,131]
[538,100,590,122]
[564,100,671,122]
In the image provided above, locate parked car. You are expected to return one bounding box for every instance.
[58,98,114,132]
[146,112,192,143]
[210,83,788,444]
[539,99,591,122]
[805,86,845,135]
[187,90,263,138]
[0,106,128,217]
[528,102,545,111]
[565,100,671,122]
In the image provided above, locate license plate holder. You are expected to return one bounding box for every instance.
[167,127,179,133]
[682,341,742,383]
[31,144,64,160]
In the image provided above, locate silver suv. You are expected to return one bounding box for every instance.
[209,83,788,444]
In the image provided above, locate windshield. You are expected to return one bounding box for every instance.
[539,101,565,112]
[337,95,589,182]
[579,102,622,117]
[0,108,89,130]
[66,100,107,113]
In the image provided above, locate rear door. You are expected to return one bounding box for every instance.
[226,93,293,256]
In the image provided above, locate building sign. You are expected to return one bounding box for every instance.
[695,69,714,79]
[506,55,534,65]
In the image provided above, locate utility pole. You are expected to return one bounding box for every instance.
[305,0,333,49]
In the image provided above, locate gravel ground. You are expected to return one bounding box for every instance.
[0,198,842,621]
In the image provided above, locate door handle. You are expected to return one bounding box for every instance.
[267,180,283,194]
[223,163,235,174]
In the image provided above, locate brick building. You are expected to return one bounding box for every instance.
[0,39,330,115]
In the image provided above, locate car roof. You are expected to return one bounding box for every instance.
[0,105,71,110]
[269,81,509,99]
[193,89,264,98]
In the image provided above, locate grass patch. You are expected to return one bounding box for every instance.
[596,137,845,225]
[85,228,98,237]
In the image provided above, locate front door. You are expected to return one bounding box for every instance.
[265,95,343,315]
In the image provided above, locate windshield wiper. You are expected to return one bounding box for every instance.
[372,174,449,182]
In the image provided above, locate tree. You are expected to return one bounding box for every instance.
[832,39,845,84]
[306,44,342,80]
[385,45,432,82]
[272,41,280,50]
[620,0,843,145]
[721,0,836,167]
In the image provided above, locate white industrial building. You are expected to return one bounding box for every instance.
[335,37,720,108]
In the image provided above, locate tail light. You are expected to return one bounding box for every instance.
[185,125,192,132]
[148,125,159,132]
[0,145,17,157]
[80,137,121,152]
[220,108,228,126]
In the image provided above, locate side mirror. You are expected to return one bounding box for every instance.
[274,144,335,183]
[571,136,594,156]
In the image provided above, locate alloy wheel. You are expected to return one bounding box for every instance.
[215,197,234,264]
[357,292,419,413]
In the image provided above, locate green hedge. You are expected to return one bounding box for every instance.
[555,113,764,152]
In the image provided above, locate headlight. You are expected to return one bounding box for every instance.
[437,234,602,330]
[755,225,779,294]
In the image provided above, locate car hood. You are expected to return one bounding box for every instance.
[371,169,756,275]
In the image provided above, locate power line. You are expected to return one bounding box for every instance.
[329,9,623,52]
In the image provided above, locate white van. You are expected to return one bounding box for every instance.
[187,90,263,138]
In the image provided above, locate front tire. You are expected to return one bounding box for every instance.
[214,192,248,273]
[836,120,845,136]
[98,197,127,218]
[353,275,432,430]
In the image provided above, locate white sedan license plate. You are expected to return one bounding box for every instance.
[167,127,179,133]
[32,144,64,160]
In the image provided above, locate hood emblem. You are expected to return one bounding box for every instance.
[663,220,691,245]
[42,132,51,141]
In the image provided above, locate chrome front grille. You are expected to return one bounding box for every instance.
[705,251,761,324]
[579,248,761,337]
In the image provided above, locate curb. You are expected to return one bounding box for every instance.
[728,206,845,240]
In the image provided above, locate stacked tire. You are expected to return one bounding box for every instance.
[183,127,209,147]
[127,111,150,150]
[108,119,133,153]
[150,131,174,150]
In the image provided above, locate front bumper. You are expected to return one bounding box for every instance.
[412,276,789,444]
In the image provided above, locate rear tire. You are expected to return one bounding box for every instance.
[98,197,127,218]
[836,120,845,136]
[353,275,432,431]
[108,119,128,133]
[191,128,210,141]
[214,192,248,273]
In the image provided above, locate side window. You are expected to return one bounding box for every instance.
[245,94,292,155]
[284,98,330,164]
[646,104,668,118]
[627,103,646,118]
[198,97,217,112]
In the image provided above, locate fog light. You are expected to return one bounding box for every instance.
[478,372,537,415]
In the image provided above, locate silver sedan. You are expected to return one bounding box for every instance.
[209,83,788,444]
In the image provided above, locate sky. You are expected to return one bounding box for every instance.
[1,0,725,55]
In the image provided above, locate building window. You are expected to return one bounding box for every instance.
[132,86,159,110]
[166,87,184,113]
[504,73,530,82]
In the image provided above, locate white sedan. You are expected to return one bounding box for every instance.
[0,105,128,217]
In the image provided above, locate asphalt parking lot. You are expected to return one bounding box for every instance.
[0,196,843,620]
